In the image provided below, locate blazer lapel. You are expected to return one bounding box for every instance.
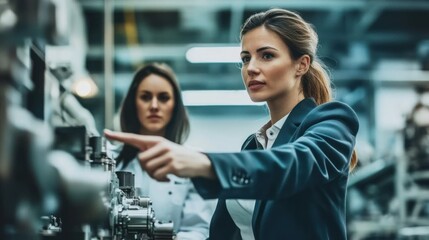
[252,98,317,238]
[245,136,263,239]
[272,98,317,147]
[241,134,258,150]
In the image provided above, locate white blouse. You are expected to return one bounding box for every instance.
[225,199,256,240]
[225,114,289,240]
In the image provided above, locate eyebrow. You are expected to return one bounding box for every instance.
[240,46,278,55]
[138,90,151,94]
[138,90,171,95]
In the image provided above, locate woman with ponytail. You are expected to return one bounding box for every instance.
[105,8,359,239]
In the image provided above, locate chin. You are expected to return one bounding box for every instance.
[248,94,267,103]
[145,125,164,133]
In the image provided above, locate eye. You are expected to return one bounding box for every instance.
[157,93,171,103]
[139,93,152,102]
[241,55,250,64]
[262,52,274,60]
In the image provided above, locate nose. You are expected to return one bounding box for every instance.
[150,98,159,110]
[246,58,260,76]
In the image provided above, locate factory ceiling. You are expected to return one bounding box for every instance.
[77,0,429,104]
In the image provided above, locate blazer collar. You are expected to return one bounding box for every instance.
[272,98,317,147]
[242,98,317,150]
[241,132,259,150]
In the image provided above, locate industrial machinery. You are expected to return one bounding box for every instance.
[396,89,429,239]
[47,131,174,239]
[0,0,173,239]
[347,88,429,240]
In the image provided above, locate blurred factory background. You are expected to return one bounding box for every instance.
[76,0,429,153]
[2,0,429,239]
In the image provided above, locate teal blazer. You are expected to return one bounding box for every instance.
[193,98,359,240]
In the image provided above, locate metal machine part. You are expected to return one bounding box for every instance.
[116,171,136,198]
[111,170,174,240]
[104,144,174,239]
[48,131,175,239]
[404,102,429,171]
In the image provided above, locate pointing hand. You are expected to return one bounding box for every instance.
[104,129,216,181]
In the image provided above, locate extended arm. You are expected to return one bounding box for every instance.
[193,102,359,200]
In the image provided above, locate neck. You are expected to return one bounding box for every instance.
[267,92,304,124]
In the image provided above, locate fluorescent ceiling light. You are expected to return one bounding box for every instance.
[182,90,264,106]
[186,46,241,63]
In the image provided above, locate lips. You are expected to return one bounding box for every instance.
[247,80,265,91]
[147,115,161,120]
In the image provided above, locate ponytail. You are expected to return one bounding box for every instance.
[302,60,332,105]
[302,60,358,172]
[350,150,358,171]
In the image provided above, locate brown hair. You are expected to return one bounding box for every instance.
[116,63,190,167]
[240,8,357,170]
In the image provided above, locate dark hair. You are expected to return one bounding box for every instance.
[116,63,190,167]
[241,8,357,170]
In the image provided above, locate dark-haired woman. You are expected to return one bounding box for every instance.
[109,63,212,239]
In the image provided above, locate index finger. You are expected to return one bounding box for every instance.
[104,129,151,150]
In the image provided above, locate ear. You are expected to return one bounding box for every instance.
[295,54,311,77]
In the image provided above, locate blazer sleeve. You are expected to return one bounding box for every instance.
[193,101,359,200]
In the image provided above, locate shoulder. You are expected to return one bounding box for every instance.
[105,140,124,158]
[106,140,123,152]
[317,100,357,114]
[304,101,359,133]
[312,101,358,120]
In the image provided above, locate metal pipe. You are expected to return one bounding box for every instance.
[104,0,114,129]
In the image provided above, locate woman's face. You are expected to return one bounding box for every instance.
[240,26,302,105]
[135,74,175,136]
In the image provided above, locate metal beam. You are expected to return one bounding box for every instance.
[78,0,429,11]
[229,1,244,42]
[87,30,428,60]
[353,6,382,36]
[104,0,114,129]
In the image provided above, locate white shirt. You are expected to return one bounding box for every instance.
[256,114,289,149]
[226,114,289,240]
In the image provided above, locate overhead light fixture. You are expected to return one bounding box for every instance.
[182,90,264,106]
[72,75,98,98]
[186,46,241,63]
